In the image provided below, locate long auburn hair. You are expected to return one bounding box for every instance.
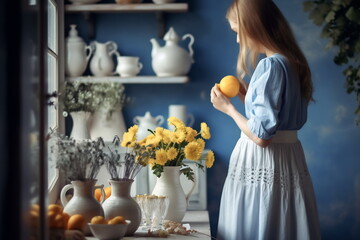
[226,0,314,102]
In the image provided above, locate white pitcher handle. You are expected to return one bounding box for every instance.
[185,173,196,203]
[60,183,74,207]
[85,45,93,63]
[138,62,143,71]
[156,115,164,126]
[182,33,195,63]
[187,114,195,127]
[107,41,118,56]
[94,184,106,204]
[133,116,140,125]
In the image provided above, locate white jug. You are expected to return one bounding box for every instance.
[65,25,92,77]
[133,111,164,140]
[89,41,118,77]
[150,27,195,76]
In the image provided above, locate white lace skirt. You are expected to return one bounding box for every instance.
[217,131,321,240]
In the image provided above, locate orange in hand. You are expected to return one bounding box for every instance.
[218,75,240,98]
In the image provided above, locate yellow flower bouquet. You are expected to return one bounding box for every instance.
[120,117,215,181]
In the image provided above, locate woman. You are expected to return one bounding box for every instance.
[211,0,321,239]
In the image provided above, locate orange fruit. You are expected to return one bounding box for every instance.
[104,186,111,199]
[62,212,70,227]
[48,210,58,228]
[91,216,107,224]
[48,204,63,214]
[54,213,65,229]
[218,75,240,98]
[108,216,126,225]
[94,188,102,202]
[31,204,40,213]
[29,210,39,227]
[67,214,85,231]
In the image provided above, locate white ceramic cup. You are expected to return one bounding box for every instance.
[168,105,194,130]
[115,56,143,77]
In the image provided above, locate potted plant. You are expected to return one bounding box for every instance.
[120,117,215,222]
[50,133,107,235]
[63,81,96,140]
[101,136,148,236]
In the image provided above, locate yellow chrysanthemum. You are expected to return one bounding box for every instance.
[145,134,161,147]
[170,130,186,144]
[168,117,186,130]
[155,149,168,165]
[185,127,197,142]
[196,138,205,153]
[166,147,178,160]
[200,122,211,140]
[121,125,138,147]
[161,129,172,144]
[148,158,156,168]
[184,142,202,161]
[205,150,215,168]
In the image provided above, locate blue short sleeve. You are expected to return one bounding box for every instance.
[246,58,285,139]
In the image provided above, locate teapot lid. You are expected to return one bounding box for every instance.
[163,27,179,42]
[66,24,84,43]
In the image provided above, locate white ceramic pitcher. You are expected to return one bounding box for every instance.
[89,41,118,77]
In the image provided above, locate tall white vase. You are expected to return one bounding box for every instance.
[89,105,127,142]
[151,166,195,222]
[70,111,91,140]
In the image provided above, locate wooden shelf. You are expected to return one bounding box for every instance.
[65,3,188,13]
[66,75,189,84]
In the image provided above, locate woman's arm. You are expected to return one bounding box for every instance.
[210,84,271,148]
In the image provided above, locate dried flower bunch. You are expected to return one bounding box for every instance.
[50,133,106,181]
[104,136,147,180]
[63,81,127,116]
[121,117,215,181]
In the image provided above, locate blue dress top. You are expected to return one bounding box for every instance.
[245,53,308,139]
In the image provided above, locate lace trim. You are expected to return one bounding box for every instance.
[228,167,310,189]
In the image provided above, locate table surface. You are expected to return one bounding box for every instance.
[86,211,212,240]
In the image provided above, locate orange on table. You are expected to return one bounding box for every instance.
[62,212,70,228]
[218,75,240,98]
[67,214,85,231]
[108,216,126,225]
[48,211,58,228]
[48,204,63,214]
[91,216,107,224]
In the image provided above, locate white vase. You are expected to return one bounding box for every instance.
[151,166,195,222]
[60,180,105,235]
[70,111,91,140]
[102,179,141,236]
[89,105,126,142]
[89,41,118,77]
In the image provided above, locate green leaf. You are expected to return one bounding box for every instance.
[325,11,336,22]
[309,8,325,25]
[345,7,360,24]
[303,1,315,12]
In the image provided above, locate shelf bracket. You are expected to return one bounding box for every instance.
[156,12,166,38]
[83,12,95,40]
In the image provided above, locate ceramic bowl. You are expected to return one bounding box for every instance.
[88,220,130,240]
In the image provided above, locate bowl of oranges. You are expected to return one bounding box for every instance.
[88,216,130,240]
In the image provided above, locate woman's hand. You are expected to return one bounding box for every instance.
[237,81,248,103]
[210,84,235,116]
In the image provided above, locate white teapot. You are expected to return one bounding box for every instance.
[150,27,194,76]
[133,111,164,140]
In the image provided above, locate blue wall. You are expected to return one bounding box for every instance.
[66,0,360,238]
